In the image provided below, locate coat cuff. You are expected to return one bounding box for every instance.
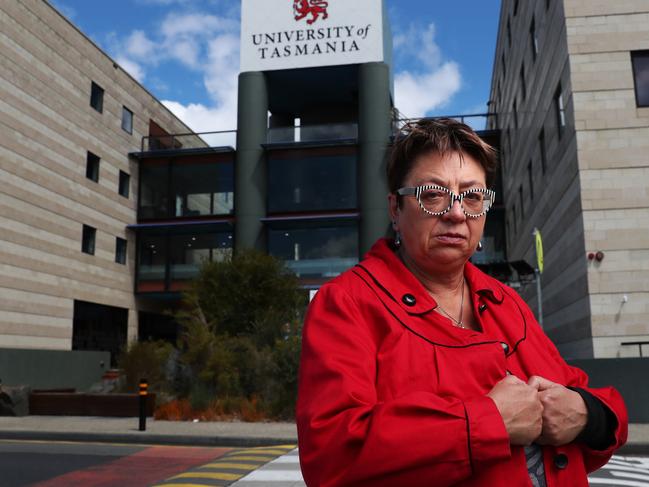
[463,395,511,472]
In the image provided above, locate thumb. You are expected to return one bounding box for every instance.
[527,375,557,391]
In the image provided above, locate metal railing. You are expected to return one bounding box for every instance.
[267,122,358,144]
[141,130,237,152]
[394,113,498,133]
[139,113,498,153]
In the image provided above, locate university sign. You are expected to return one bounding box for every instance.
[241,0,389,72]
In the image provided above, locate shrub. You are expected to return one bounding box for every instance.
[117,340,173,394]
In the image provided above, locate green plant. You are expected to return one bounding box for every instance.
[116,340,173,393]
[172,249,308,419]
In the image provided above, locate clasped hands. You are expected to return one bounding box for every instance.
[487,375,588,446]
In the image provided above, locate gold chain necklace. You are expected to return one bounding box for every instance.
[433,278,466,329]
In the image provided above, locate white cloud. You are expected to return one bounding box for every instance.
[124,30,157,60]
[115,55,146,82]
[393,22,462,119]
[108,9,241,132]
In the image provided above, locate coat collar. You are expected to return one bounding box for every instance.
[356,238,504,315]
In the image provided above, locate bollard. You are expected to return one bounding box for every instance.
[138,378,148,431]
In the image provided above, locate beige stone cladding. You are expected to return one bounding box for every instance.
[0,0,193,350]
[566,0,649,357]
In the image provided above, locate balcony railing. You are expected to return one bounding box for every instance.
[141,130,237,152]
[140,113,498,153]
[267,123,358,145]
[395,113,498,132]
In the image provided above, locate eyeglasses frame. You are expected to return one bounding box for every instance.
[396,184,496,218]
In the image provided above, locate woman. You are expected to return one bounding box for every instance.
[296,118,627,487]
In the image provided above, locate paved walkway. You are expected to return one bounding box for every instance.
[0,416,297,447]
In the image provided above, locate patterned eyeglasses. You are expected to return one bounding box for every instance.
[396,185,496,218]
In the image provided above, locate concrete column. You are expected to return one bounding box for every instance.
[235,72,268,252]
[358,62,392,255]
[127,308,138,345]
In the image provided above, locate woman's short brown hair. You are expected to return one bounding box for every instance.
[387,118,498,195]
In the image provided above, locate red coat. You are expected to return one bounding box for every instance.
[297,239,627,487]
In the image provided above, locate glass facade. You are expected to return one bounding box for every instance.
[268,222,358,279]
[267,148,356,213]
[136,225,233,293]
[139,156,234,220]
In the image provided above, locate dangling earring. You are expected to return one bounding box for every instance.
[394,232,401,247]
[476,241,483,252]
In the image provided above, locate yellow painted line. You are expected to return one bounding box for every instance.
[170,472,243,481]
[198,462,258,470]
[231,448,289,455]
[221,455,275,461]
[154,484,217,487]
[153,484,213,487]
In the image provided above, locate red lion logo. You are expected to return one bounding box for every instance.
[293,0,329,25]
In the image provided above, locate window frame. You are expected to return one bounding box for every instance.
[118,170,130,198]
[90,81,104,113]
[115,237,127,265]
[86,151,100,183]
[554,85,566,136]
[82,224,96,255]
[631,50,649,108]
[121,106,134,134]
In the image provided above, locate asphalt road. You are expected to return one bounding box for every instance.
[0,440,232,487]
[2,439,648,487]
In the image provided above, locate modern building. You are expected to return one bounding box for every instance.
[490,0,649,358]
[0,0,196,369]
[0,0,505,383]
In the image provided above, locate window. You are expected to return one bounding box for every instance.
[513,99,518,129]
[119,171,130,198]
[82,225,96,255]
[90,82,104,113]
[121,106,133,134]
[86,151,100,182]
[268,148,357,213]
[528,160,534,201]
[546,0,551,10]
[631,51,649,107]
[115,237,127,265]
[520,64,526,100]
[507,17,512,47]
[512,205,518,235]
[529,17,538,61]
[501,53,507,78]
[139,158,234,219]
[554,84,566,134]
[507,127,512,159]
[538,128,547,173]
[513,0,519,16]
[136,226,233,292]
[519,186,524,218]
[268,223,358,279]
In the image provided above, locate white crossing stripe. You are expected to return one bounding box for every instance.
[270,455,300,463]
[238,470,305,481]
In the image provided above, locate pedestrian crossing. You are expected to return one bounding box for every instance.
[589,456,649,486]
[154,445,297,487]
[231,448,304,486]
[154,448,647,487]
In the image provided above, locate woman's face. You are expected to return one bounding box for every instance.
[389,150,488,274]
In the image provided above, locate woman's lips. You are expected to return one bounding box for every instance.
[435,233,466,244]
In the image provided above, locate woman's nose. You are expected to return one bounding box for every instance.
[445,198,466,221]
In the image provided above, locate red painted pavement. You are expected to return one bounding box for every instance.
[31,445,231,487]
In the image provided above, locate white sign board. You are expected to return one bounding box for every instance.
[241,0,386,72]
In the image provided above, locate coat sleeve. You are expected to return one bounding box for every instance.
[296,283,511,487]
[513,292,628,473]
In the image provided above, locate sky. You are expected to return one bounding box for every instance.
[49,0,502,133]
